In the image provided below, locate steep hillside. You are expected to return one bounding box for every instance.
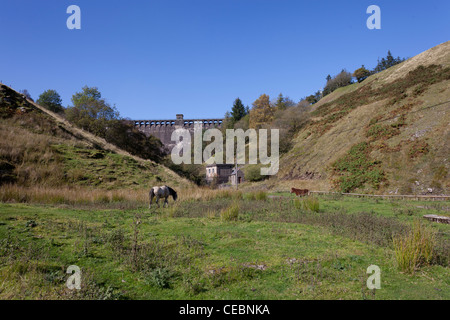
[273,41,450,195]
[0,83,193,190]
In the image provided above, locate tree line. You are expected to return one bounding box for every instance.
[306,50,406,104]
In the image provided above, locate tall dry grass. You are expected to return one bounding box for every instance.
[0,185,247,208]
[393,220,437,274]
[243,190,267,201]
[302,196,320,212]
[0,123,66,186]
[220,202,240,221]
[179,188,243,202]
[0,185,148,207]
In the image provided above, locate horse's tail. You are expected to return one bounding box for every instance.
[149,188,154,203]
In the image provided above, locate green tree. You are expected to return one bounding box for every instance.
[306,91,322,105]
[323,70,353,96]
[66,86,119,137]
[373,50,405,73]
[65,86,166,162]
[105,119,165,162]
[231,98,247,123]
[274,93,295,111]
[37,89,64,113]
[221,111,234,130]
[353,65,371,83]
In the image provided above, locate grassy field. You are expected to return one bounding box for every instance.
[0,192,448,300]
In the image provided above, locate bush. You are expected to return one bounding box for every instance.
[220,202,240,221]
[393,220,436,274]
[302,196,320,212]
[145,267,173,289]
[293,198,302,210]
[244,165,267,182]
[353,66,371,83]
[244,190,267,201]
[37,89,64,113]
[323,70,353,96]
[332,142,385,192]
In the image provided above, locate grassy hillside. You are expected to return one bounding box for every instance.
[272,41,450,195]
[0,83,193,194]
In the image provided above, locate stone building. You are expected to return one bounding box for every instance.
[206,164,245,186]
[229,168,245,186]
[205,164,234,184]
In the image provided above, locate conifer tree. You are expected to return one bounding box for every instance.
[231,98,247,123]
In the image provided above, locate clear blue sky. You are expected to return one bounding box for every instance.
[0,0,448,119]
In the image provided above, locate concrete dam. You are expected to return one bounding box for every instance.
[133,114,224,151]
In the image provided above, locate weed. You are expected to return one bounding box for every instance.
[332,142,385,192]
[220,202,240,221]
[144,267,174,289]
[303,197,320,212]
[244,190,267,201]
[393,220,436,273]
[408,140,430,158]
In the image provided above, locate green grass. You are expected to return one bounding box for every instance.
[52,144,165,189]
[0,195,448,300]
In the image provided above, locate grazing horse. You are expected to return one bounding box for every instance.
[291,188,309,197]
[149,186,178,208]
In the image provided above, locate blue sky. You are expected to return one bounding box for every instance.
[0,0,448,119]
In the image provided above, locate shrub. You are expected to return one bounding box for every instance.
[302,196,320,212]
[293,198,302,210]
[353,65,371,83]
[215,190,242,200]
[332,142,385,192]
[393,220,436,274]
[244,190,267,201]
[206,209,216,219]
[254,190,267,201]
[220,202,240,221]
[323,70,353,96]
[366,124,399,140]
[408,140,429,158]
[145,267,173,289]
[244,165,267,182]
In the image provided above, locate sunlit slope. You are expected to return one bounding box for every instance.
[277,41,450,195]
[0,83,193,189]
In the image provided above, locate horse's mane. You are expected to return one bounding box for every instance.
[166,186,177,199]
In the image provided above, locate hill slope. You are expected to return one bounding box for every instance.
[273,41,450,195]
[0,83,193,190]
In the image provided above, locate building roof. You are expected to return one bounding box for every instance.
[206,163,234,168]
[231,168,244,175]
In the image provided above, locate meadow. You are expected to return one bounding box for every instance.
[0,188,448,300]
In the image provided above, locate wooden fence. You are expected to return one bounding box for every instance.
[308,191,450,201]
